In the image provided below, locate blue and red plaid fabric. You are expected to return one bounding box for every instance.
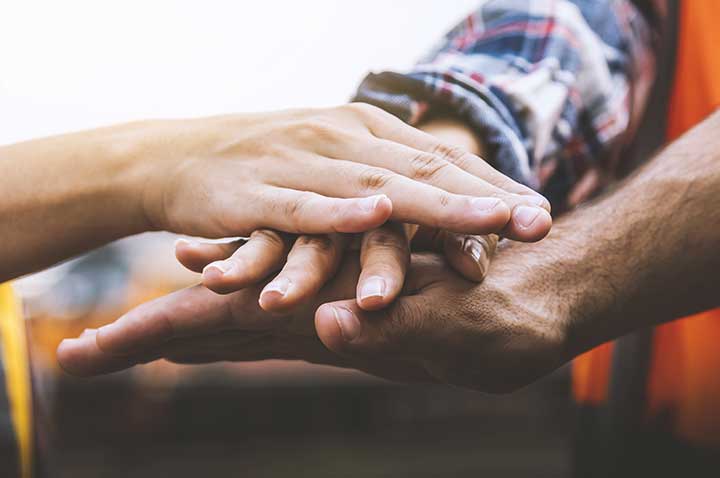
[354,0,663,211]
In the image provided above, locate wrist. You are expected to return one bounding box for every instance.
[91,121,163,235]
[493,230,609,364]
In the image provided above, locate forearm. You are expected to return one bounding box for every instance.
[0,123,153,281]
[507,111,720,358]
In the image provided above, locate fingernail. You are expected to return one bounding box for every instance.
[359,276,386,301]
[261,277,292,299]
[513,206,542,229]
[359,194,387,213]
[174,238,196,248]
[471,197,502,212]
[332,306,361,342]
[463,237,489,277]
[203,261,235,280]
[463,237,483,263]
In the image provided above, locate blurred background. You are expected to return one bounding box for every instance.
[1,1,574,476]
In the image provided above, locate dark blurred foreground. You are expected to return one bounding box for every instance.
[21,242,573,477]
[48,363,573,478]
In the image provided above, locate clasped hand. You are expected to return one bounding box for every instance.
[57,104,560,392]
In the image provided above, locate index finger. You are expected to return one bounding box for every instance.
[92,283,271,355]
[355,103,548,203]
[356,223,410,311]
[57,329,162,376]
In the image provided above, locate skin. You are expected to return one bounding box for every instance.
[0,104,551,283]
[172,118,510,313]
[58,110,720,392]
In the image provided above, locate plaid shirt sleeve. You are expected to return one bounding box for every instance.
[353,0,657,210]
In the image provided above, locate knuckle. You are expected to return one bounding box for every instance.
[409,152,448,182]
[364,230,408,255]
[241,261,268,282]
[295,234,336,253]
[358,167,394,191]
[438,192,452,209]
[283,196,309,230]
[451,151,477,171]
[431,142,470,167]
[345,102,385,119]
[251,229,286,250]
[282,258,325,285]
[288,119,339,142]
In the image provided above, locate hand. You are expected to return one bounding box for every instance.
[0,104,549,283]
[174,225,498,312]
[139,104,551,239]
[57,249,569,392]
[57,111,720,388]
[171,116,547,312]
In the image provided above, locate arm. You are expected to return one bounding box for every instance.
[547,111,720,355]
[58,111,720,390]
[0,106,550,282]
[1,124,153,279]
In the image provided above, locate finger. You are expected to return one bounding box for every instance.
[175,238,245,273]
[202,230,292,294]
[342,137,547,209]
[346,106,554,241]
[258,233,349,313]
[57,329,162,376]
[441,233,498,282]
[93,283,273,355]
[279,159,513,236]
[412,228,498,282]
[356,223,409,311]
[315,297,433,360]
[246,189,393,234]
[502,204,553,243]
[341,141,552,241]
[315,251,466,360]
[278,104,551,240]
[70,252,370,359]
[352,104,549,204]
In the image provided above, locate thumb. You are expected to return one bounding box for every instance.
[316,252,464,359]
[315,296,430,360]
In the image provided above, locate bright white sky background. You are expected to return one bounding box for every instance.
[1,0,481,144]
[1,0,481,299]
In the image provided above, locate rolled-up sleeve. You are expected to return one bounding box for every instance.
[354,0,656,209]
